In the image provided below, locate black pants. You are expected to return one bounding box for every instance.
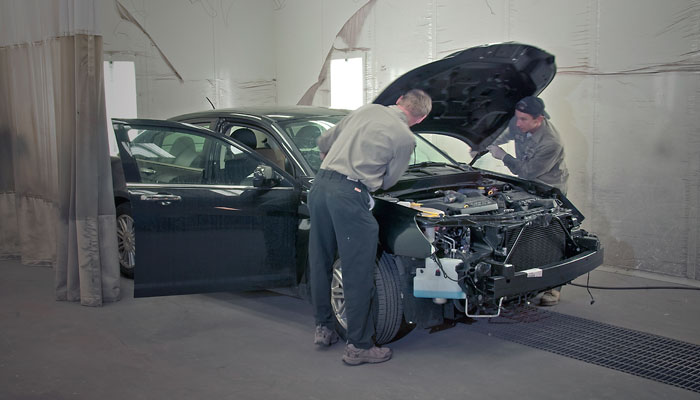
[308,169,378,349]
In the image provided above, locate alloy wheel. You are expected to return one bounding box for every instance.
[330,262,347,330]
[116,212,135,273]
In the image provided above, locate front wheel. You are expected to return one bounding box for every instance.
[331,252,412,344]
[116,202,135,278]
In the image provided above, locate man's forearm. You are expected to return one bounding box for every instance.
[502,154,522,176]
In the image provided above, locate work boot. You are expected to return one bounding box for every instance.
[314,325,339,346]
[342,344,392,365]
[539,289,561,306]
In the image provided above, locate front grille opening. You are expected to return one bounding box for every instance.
[504,223,566,270]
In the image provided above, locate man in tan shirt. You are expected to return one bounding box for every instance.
[309,89,431,365]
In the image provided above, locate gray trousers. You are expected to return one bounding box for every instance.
[308,169,378,349]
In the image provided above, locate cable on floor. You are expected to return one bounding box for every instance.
[569,282,700,291]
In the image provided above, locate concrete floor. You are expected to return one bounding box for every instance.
[1,259,699,400]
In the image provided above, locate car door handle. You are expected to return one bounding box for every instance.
[140,167,157,175]
[140,194,182,203]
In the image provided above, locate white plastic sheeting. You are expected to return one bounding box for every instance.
[100,0,277,117]
[100,0,699,281]
[0,0,100,46]
[0,0,120,305]
[281,0,700,282]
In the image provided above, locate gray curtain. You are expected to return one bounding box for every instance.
[0,1,120,306]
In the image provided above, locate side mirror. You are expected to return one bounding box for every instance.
[253,165,280,187]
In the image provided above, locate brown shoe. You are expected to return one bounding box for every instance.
[342,344,392,365]
[539,289,561,306]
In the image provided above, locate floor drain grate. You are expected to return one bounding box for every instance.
[471,306,700,393]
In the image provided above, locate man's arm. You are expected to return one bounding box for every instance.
[317,125,339,155]
[502,142,563,180]
[381,134,415,190]
[491,129,513,146]
[491,116,517,146]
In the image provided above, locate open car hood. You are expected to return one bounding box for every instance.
[373,42,556,151]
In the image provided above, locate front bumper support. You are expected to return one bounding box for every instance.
[489,248,604,298]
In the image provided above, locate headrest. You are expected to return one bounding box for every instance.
[231,128,257,149]
[296,125,321,148]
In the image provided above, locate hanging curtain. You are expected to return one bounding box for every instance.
[0,0,120,305]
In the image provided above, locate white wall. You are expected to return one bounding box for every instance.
[272,0,700,281]
[100,0,276,118]
[100,0,700,281]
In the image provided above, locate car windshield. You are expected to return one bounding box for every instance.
[278,117,342,172]
[279,117,457,172]
[409,134,456,166]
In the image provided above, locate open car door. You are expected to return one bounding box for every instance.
[113,119,300,297]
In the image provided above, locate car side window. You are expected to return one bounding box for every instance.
[187,120,214,130]
[223,124,290,173]
[287,123,327,171]
[127,129,209,184]
[210,142,292,187]
[210,143,260,186]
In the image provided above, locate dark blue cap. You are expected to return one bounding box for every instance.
[516,96,549,118]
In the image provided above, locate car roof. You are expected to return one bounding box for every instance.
[171,105,349,123]
[112,118,217,134]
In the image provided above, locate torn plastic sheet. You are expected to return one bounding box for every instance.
[114,0,184,83]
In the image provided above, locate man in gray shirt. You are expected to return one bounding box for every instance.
[487,96,568,306]
[487,96,569,193]
[309,89,432,365]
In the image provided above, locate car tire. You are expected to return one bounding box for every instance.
[331,252,410,344]
[116,202,135,279]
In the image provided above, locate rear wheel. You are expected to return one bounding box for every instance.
[116,202,135,278]
[331,252,411,344]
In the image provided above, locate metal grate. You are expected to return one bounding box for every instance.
[504,223,566,270]
[471,306,700,393]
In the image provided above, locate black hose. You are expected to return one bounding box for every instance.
[569,282,700,291]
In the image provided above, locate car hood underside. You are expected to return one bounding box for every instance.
[373,42,556,151]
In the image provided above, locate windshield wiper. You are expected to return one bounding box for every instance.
[407,161,463,171]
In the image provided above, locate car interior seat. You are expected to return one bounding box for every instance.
[256,139,286,170]
[295,125,322,171]
[224,128,261,184]
[170,136,200,167]
[295,125,321,149]
[231,128,258,149]
[232,128,286,170]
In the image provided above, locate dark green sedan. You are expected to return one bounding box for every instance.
[113,42,603,343]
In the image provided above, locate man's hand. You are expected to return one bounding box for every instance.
[487,145,507,160]
[319,152,326,160]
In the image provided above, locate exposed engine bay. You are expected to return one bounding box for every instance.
[381,175,601,321]
[403,179,558,217]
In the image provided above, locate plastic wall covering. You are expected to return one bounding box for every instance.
[101,0,699,281]
[100,0,277,118]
